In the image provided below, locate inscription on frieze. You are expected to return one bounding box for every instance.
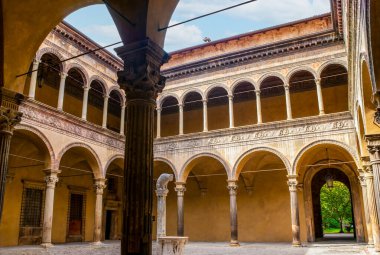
[154,118,353,152]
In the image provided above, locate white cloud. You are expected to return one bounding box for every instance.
[81,24,121,46]
[164,21,204,51]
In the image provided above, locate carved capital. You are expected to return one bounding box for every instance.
[115,39,170,101]
[287,175,298,192]
[358,175,367,186]
[0,107,22,134]
[45,175,59,188]
[94,179,107,195]
[255,90,261,97]
[227,181,238,196]
[368,144,380,155]
[175,182,186,197]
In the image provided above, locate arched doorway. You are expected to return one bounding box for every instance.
[311,169,355,241]
[296,142,365,243]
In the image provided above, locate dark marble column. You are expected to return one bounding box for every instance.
[227,180,239,246]
[115,39,169,255]
[175,182,186,237]
[0,89,23,222]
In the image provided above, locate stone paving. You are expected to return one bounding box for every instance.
[0,241,372,255]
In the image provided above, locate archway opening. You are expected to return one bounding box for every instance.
[25,53,62,108]
[289,70,319,118]
[183,92,203,134]
[260,76,286,123]
[104,157,124,241]
[207,87,229,130]
[320,64,348,114]
[297,143,364,243]
[233,82,257,126]
[88,80,105,126]
[107,90,122,133]
[64,68,85,118]
[181,156,229,241]
[362,60,379,134]
[0,129,52,246]
[235,150,291,242]
[55,146,100,243]
[161,96,179,137]
[312,169,355,241]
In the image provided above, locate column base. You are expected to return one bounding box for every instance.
[92,241,103,245]
[229,240,240,247]
[291,241,302,247]
[40,242,53,248]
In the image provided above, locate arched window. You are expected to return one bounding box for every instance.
[260,76,286,123]
[161,96,179,137]
[64,68,86,118]
[207,87,229,130]
[87,80,105,126]
[233,82,256,126]
[183,92,203,134]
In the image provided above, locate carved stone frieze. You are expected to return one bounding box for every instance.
[154,112,354,153]
[19,100,124,151]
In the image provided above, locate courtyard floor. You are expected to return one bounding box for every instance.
[0,241,373,255]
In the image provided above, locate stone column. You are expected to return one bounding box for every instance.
[156,107,161,138]
[255,90,262,124]
[179,103,184,135]
[227,180,239,246]
[284,83,292,120]
[28,59,40,99]
[228,95,234,128]
[202,99,208,132]
[93,178,106,244]
[367,142,380,218]
[315,79,325,115]
[364,164,380,251]
[115,39,169,255]
[287,175,301,247]
[156,173,173,240]
[175,182,186,236]
[0,88,23,222]
[359,172,374,245]
[57,73,67,111]
[81,86,90,120]
[41,169,60,247]
[102,95,109,128]
[120,103,126,135]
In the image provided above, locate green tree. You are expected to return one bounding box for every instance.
[320,181,352,233]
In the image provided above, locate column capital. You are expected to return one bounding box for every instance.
[228,94,234,100]
[0,107,22,134]
[175,182,186,196]
[368,144,380,154]
[44,175,59,188]
[255,90,261,96]
[358,175,367,187]
[315,78,321,84]
[284,83,290,90]
[115,39,170,101]
[227,180,238,196]
[60,72,67,79]
[156,106,162,112]
[287,175,298,192]
[94,178,107,195]
[202,99,208,104]
[103,95,110,100]
[178,103,184,108]
[83,86,90,91]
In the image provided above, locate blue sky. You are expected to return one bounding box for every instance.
[64,0,331,54]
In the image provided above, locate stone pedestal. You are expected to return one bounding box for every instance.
[157,236,188,255]
[156,174,173,240]
[116,39,169,255]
